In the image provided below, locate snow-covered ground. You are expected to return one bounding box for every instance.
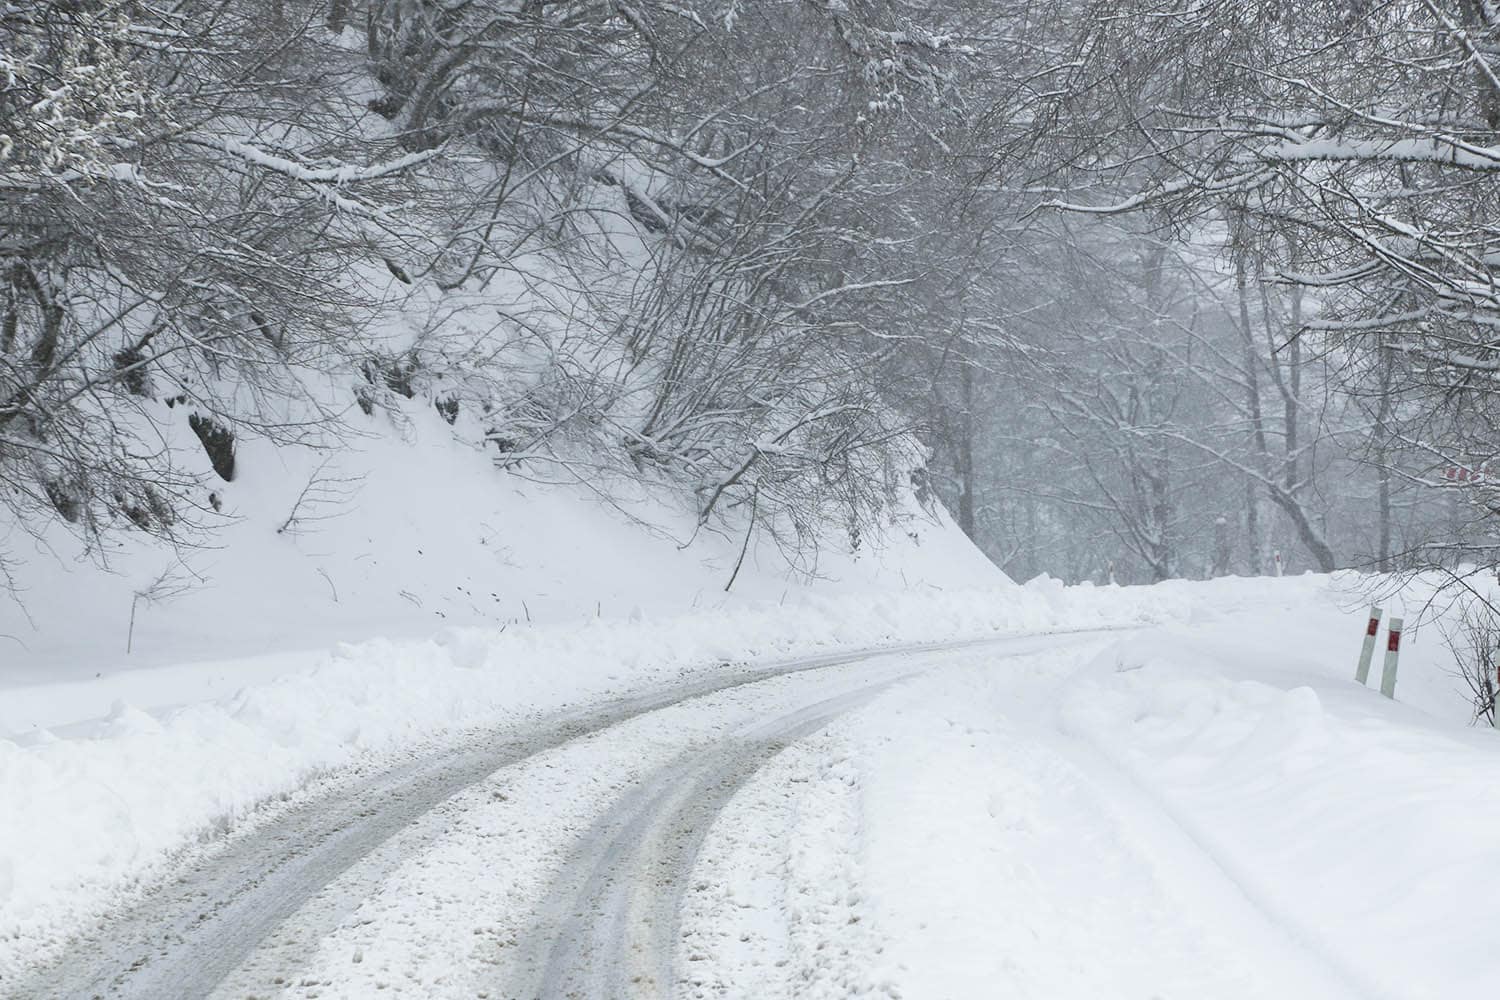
[0,576,1168,983]
[679,576,1500,1000]
[4,564,1496,997]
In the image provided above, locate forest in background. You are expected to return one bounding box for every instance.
[2,0,1498,594]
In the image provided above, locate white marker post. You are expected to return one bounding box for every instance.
[1379,617,1403,699]
[1355,606,1383,686]
[1274,550,1284,577]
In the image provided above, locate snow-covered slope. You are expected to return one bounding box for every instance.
[0,394,997,721]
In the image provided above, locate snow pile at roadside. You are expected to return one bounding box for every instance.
[0,577,1173,976]
[856,663,1362,1000]
[1061,633,1500,1000]
[1111,569,1489,721]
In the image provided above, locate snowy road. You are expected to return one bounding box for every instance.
[8,635,1050,1000]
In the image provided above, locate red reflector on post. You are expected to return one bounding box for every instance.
[1387,630,1402,652]
[1367,618,1380,636]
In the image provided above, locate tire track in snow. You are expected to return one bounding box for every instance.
[505,685,892,1000]
[7,634,1080,1000]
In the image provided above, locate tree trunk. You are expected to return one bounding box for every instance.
[955,361,976,538]
[1246,476,1263,574]
[1212,515,1231,577]
[1267,486,1337,572]
[1284,284,1302,491]
[1375,339,1394,571]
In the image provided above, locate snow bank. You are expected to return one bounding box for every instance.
[0,578,1175,977]
[847,658,1365,1000]
[1062,635,1500,1000]
[1096,569,1489,721]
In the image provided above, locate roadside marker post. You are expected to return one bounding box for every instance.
[1380,617,1403,699]
[1274,550,1283,576]
[1355,606,1383,686]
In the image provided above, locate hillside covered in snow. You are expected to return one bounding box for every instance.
[2,1,1001,676]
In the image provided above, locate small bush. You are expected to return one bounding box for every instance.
[115,489,153,530]
[111,346,150,397]
[113,485,174,531]
[44,480,81,523]
[362,356,416,399]
[188,413,236,482]
[1442,597,1499,726]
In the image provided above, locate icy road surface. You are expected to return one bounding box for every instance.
[14,621,1494,1000]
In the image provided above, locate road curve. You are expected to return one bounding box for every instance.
[8,634,1061,1000]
